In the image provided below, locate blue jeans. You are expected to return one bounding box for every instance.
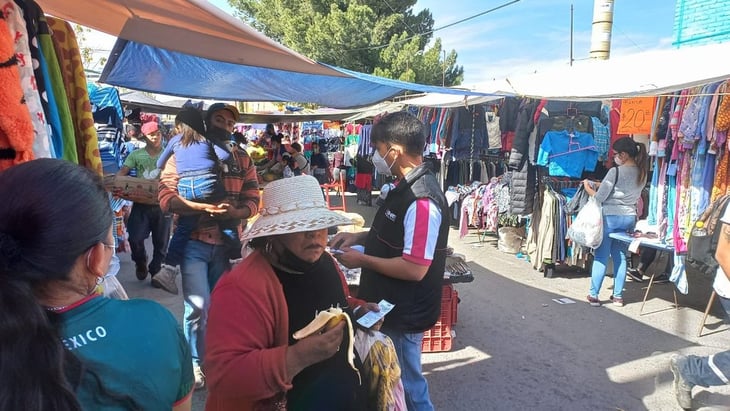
[167,173,240,264]
[381,326,434,411]
[678,297,730,387]
[589,214,636,299]
[180,240,230,367]
[126,203,171,275]
[678,351,730,387]
[178,172,224,201]
[165,215,240,266]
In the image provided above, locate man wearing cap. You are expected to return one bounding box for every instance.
[158,103,259,390]
[330,111,450,411]
[117,119,172,283]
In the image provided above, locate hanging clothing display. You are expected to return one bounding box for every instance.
[448,105,488,160]
[47,16,101,174]
[37,11,77,163]
[0,0,102,173]
[89,84,125,174]
[536,130,599,178]
[3,0,51,159]
[0,9,35,170]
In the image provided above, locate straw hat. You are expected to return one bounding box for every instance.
[242,175,353,241]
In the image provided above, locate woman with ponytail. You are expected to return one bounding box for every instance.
[0,159,193,411]
[582,137,648,308]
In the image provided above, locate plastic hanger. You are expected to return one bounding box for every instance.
[548,130,597,159]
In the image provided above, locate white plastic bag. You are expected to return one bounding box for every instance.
[567,197,604,248]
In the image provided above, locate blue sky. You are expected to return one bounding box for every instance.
[209,0,676,86]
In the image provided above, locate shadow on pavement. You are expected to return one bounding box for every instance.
[114,194,730,410]
[423,232,730,410]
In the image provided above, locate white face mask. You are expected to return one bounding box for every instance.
[614,153,624,166]
[372,148,394,176]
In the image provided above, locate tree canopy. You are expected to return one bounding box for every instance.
[229,0,464,86]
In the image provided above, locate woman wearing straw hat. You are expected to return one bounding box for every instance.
[203,175,375,411]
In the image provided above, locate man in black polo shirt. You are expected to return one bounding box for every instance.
[331,111,450,411]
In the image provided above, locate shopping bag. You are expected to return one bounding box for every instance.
[567,196,604,248]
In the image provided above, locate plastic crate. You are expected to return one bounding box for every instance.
[452,288,459,325]
[422,285,458,353]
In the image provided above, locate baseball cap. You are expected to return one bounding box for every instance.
[207,103,240,122]
[141,121,159,135]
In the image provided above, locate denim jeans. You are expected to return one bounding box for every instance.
[180,240,230,367]
[126,203,171,275]
[589,214,636,299]
[164,215,195,267]
[678,297,730,387]
[166,217,241,267]
[168,173,240,264]
[677,350,730,387]
[178,172,224,201]
[381,326,434,411]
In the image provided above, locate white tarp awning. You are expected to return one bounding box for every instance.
[38,0,342,77]
[474,42,730,100]
[395,93,506,108]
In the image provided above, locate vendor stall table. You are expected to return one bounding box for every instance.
[608,232,677,315]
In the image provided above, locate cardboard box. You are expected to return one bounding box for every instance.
[103,175,159,205]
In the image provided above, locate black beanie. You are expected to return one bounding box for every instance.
[175,108,206,135]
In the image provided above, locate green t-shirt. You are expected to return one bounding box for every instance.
[58,296,193,410]
[123,148,161,180]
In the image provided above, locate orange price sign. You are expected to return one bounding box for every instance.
[617,97,656,135]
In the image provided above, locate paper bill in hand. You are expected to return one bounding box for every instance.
[356,300,394,328]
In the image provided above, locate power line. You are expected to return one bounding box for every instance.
[381,0,416,35]
[347,0,521,51]
[613,24,645,53]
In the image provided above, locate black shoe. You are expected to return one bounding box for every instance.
[653,273,670,284]
[626,268,644,283]
[135,262,148,280]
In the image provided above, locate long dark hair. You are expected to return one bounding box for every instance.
[0,159,112,411]
[613,137,648,185]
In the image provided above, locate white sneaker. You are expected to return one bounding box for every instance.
[151,264,179,295]
[194,365,205,390]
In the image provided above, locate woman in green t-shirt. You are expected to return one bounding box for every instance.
[0,158,193,411]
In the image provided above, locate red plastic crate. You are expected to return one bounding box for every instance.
[452,288,459,325]
[422,285,458,353]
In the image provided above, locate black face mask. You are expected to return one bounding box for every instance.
[207,126,230,141]
[277,246,322,273]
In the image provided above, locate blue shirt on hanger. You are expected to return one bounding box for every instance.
[537,130,598,178]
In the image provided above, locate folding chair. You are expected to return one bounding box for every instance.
[697,290,718,337]
[321,179,347,212]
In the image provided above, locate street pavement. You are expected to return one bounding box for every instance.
[116,194,730,410]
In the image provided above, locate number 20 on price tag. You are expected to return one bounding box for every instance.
[617,97,656,135]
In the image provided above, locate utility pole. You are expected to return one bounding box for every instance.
[442,49,447,86]
[570,4,574,66]
[589,0,614,60]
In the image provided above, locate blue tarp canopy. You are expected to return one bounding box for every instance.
[100,39,494,109]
